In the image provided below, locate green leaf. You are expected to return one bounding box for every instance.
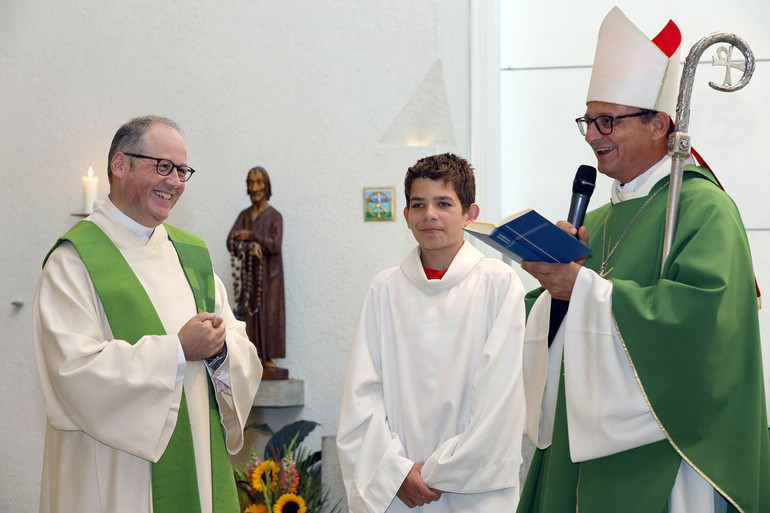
[245,422,274,435]
[264,420,319,461]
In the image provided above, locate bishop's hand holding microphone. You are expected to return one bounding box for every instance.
[521,165,597,345]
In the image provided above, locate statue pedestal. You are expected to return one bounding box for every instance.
[252,378,304,408]
[322,436,349,512]
[231,380,306,470]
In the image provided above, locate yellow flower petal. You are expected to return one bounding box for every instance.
[273,492,307,513]
[250,460,280,493]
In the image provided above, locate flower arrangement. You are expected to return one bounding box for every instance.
[234,420,340,513]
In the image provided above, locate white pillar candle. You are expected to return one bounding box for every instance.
[82,167,98,214]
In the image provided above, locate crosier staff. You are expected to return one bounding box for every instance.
[661,33,755,276]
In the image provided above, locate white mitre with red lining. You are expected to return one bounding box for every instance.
[587,6,682,118]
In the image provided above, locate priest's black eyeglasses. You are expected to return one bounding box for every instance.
[123,152,196,182]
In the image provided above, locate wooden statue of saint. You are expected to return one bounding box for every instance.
[227,166,287,380]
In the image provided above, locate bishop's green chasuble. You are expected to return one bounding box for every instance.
[48,220,240,513]
[518,166,770,513]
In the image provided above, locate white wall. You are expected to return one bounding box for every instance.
[0,1,471,509]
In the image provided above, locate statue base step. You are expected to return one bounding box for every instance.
[253,378,304,408]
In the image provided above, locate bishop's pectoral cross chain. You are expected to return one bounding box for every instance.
[599,182,670,277]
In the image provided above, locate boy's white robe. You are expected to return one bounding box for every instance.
[33,201,262,513]
[337,241,527,512]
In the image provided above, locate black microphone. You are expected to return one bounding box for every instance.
[548,165,597,346]
[566,165,597,236]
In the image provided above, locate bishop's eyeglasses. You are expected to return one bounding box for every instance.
[575,111,650,136]
[123,152,196,182]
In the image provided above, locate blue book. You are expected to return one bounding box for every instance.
[464,209,592,264]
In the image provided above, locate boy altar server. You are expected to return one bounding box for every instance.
[337,153,527,512]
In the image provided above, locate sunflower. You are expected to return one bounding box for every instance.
[245,504,269,513]
[273,493,307,513]
[250,460,280,493]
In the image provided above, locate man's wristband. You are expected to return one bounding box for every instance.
[205,343,228,371]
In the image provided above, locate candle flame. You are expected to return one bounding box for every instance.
[88,167,94,178]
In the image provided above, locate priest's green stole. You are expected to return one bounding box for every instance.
[47,220,239,513]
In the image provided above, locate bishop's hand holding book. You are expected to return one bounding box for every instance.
[464,208,592,264]
[467,165,596,264]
